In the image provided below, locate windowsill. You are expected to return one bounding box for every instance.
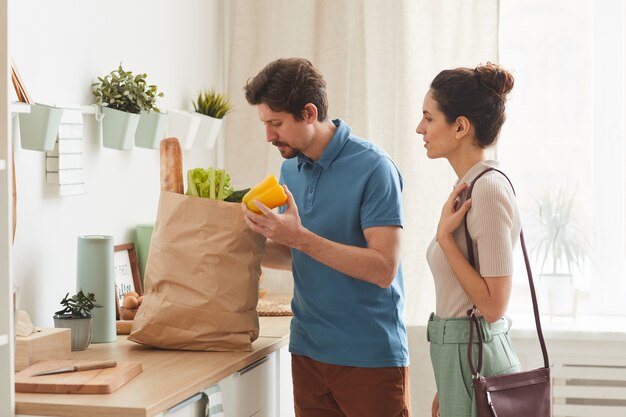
[407,314,626,343]
[507,313,626,342]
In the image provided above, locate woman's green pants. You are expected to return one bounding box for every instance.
[428,313,521,417]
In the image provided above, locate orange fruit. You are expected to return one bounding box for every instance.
[123,295,139,309]
[120,307,136,320]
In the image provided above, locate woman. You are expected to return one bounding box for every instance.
[416,63,522,417]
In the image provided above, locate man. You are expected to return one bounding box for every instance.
[242,57,410,417]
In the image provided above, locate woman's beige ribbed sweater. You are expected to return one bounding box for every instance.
[426,160,521,318]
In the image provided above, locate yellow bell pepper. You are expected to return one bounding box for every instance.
[242,175,288,214]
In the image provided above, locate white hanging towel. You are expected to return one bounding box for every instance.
[206,384,224,417]
[46,106,85,196]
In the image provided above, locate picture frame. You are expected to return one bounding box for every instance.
[113,243,142,319]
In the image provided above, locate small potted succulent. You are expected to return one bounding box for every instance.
[92,64,165,150]
[191,89,232,149]
[53,289,102,351]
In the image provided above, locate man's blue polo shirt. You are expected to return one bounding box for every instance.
[279,119,409,368]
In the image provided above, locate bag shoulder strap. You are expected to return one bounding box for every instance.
[463,167,550,377]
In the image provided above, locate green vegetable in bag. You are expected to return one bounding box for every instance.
[224,188,251,203]
[186,167,234,200]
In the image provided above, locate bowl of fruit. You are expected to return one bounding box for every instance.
[120,291,143,320]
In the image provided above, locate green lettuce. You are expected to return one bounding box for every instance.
[186,167,234,200]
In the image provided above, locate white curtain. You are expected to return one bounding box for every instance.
[223,0,499,324]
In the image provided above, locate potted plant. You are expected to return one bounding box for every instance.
[190,89,232,149]
[528,186,591,317]
[92,64,165,150]
[53,289,102,351]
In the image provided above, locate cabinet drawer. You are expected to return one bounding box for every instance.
[251,404,276,417]
[219,352,276,417]
[164,392,207,417]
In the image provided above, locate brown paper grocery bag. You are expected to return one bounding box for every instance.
[128,191,266,351]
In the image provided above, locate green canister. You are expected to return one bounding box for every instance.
[76,235,115,343]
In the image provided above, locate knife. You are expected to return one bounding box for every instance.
[31,360,118,376]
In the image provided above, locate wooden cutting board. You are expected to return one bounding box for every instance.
[116,320,134,335]
[15,360,143,394]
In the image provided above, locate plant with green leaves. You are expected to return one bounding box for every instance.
[529,186,591,276]
[193,89,232,119]
[92,64,164,114]
[54,289,102,319]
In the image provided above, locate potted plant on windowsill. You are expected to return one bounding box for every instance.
[191,89,232,149]
[528,186,591,317]
[92,64,165,150]
[53,289,102,351]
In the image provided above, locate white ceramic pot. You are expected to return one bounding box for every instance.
[539,273,576,317]
[166,110,201,150]
[192,113,223,149]
[53,316,93,351]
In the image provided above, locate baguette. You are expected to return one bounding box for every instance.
[160,137,184,194]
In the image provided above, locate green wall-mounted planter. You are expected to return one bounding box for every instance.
[18,103,64,151]
[192,113,223,149]
[135,111,168,149]
[101,106,141,150]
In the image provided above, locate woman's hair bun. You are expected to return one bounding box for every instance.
[475,62,514,98]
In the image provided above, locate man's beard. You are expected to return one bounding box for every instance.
[273,140,299,159]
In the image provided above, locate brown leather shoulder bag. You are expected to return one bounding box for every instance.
[464,167,551,417]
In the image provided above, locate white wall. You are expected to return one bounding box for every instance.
[9,0,224,327]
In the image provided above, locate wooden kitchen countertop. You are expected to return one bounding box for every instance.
[16,316,292,417]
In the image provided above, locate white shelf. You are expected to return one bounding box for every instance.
[81,104,98,115]
[0,159,5,171]
[10,102,30,114]
[11,102,98,115]
[0,334,7,346]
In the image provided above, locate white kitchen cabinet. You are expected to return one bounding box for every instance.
[250,404,275,417]
[0,1,14,416]
[154,345,294,417]
[27,394,209,417]
[276,345,294,417]
[220,352,277,417]
[161,392,208,417]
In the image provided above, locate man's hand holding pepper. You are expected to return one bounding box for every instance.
[242,185,305,249]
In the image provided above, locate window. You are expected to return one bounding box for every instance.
[498,0,626,317]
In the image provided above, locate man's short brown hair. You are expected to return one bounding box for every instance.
[244,57,329,121]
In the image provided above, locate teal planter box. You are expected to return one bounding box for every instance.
[101,106,140,150]
[135,111,168,149]
[19,103,64,151]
